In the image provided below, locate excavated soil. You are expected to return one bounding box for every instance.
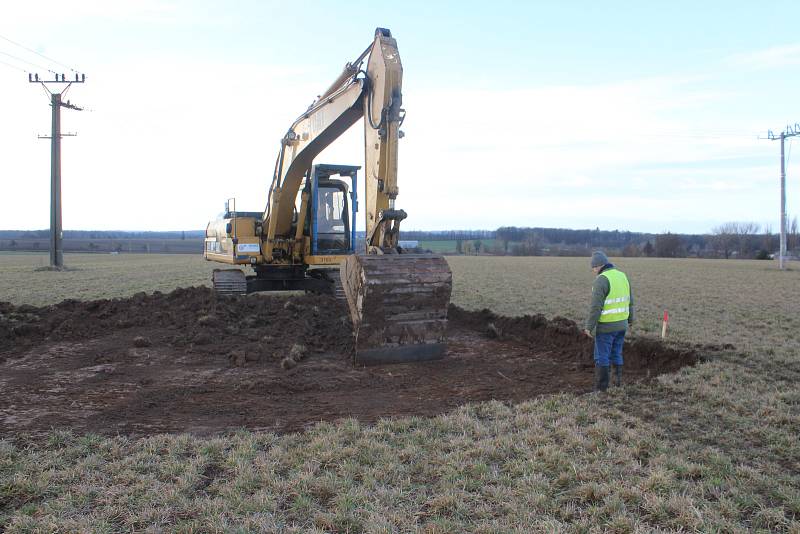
[0,288,707,437]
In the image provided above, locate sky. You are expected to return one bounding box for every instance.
[1,1,799,234]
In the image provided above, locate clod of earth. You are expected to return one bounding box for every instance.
[133,336,151,348]
[486,322,502,339]
[0,287,709,437]
[289,344,307,361]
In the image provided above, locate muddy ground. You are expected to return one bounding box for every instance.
[0,288,707,437]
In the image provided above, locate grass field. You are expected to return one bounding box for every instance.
[2,253,799,532]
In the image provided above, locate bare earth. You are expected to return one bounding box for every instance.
[1,287,702,437]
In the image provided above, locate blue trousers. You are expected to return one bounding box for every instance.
[594,330,625,367]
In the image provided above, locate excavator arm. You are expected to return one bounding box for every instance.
[361,28,405,252]
[344,29,452,364]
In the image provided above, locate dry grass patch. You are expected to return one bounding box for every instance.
[3,396,797,531]
[0,252,218,306]
[2,254,800,531]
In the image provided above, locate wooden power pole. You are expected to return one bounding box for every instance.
[29,73,85,268]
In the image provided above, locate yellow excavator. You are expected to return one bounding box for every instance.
[204,28,452,365]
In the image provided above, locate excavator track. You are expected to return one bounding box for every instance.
[333,275,346,301]
[212,269,247,295]
[341,254,452,365]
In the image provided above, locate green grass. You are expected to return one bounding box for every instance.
[1,253,799,532]
[417,239,501,253]
[417,239,459,253]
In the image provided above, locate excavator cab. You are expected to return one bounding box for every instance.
[307,164,358,256]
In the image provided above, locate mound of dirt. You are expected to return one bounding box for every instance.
[0,288,706,437]
[1,287,352,366]
[447,305,701,373]
[448,305,589,351]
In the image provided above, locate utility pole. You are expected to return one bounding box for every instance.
[767,124,799,270]
[29,73,86,269]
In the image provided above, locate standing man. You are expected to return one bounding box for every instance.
[583,251,634,392]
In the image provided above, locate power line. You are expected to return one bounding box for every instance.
[0,49,56,74]
[0,58,28,73]
[0,33,79,73]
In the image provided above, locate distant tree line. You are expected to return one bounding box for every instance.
[0,230,205,240]
[423,223,787,260]
[0,237,201,254]
[496,226,648,248]
[400,230,495,241]
[1,222,794,259]
[484,222,786,259]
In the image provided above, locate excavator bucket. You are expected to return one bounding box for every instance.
[340,254,452,365]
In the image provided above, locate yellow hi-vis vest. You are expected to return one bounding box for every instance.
[598,268,630,323]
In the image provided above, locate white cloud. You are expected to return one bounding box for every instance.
[2,64,780,232]
[7,0,182,25]
[726,43,800,70]
[0,56,321,230]
[391,77,780,232]
[0,12,790,234]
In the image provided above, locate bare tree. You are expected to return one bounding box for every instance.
[789,216,799,252]
[711,222,761,259]
[736,222,760,257]
[655,232,685,258]
[622,243,640,257]
[761,223,776,254]
[711,223,738,259]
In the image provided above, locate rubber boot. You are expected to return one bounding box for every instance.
[612,365,623,387]
[594,366,610,392]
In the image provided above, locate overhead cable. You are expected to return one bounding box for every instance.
[0,49,56,74]
[0,33,80,73]
[0,58,28,72]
